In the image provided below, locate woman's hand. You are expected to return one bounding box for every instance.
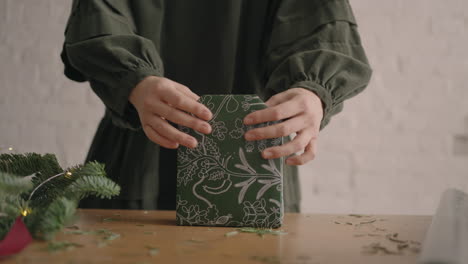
[243,88,323,165]
[129,76,213,149]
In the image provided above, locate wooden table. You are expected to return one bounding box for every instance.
[6,210,431,264]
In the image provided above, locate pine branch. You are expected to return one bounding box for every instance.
[67,161,106,178]
[0,196,24,216]
[0,172,34,195]
[0,154,120,240]
[0,153,62,181]
[65,175,120,200]
[27,172,74,209]
[0,196,25,240]
[28,161,110,208]
[25,197,77,240]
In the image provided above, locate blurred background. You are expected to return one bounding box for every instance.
[0,0,467,214]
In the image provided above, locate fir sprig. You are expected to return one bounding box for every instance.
[0,172,34,195]
[65,175,120,200]
[25,197,77,240]
[0,153,120,240]
[0,153,62,179]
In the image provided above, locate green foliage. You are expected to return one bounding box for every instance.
[0,172,34,195]
[25,197,77,240]
[237,227,287,237]
[0,172,33,240]
[0,153,120,241]
[63,161,120,200]
[65,175,120,200]
[27,160,115,209]
[46,240,84,252]
[68,161,106,178]
[0,153,62,180]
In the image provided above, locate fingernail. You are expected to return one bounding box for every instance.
[245,117,253,125]
[286,159,294,165]
[203,110,212,119]
[263,151,272,158]
[187,138,197,148]
[202,123,211,134]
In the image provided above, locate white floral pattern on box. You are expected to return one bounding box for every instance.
[177,95,283,228]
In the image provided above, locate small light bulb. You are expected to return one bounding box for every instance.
[21,210,28,217]
[8,147,13,151]
[65,171,73,178]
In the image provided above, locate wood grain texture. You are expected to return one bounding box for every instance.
[4,209,431,264]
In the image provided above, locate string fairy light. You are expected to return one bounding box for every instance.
[27,172,66,202]
[65,171,73,179]
[21,207,31,217]
[27,170,73,202]
[0,146,15,151]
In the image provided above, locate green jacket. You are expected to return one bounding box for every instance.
[61,0,372,212]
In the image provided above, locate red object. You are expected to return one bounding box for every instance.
[0,216,32,257]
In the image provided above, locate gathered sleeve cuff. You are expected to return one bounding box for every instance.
[61,0,164,129]
[264,0,372,129]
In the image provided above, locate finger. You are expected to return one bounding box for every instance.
[161,89,212,121]
[154,103,211,134]
[261,128,314,159]
[149,116,198,148]
[245,114,307,141]
[143,125,179,149]
[244,99,303,125]
[264,91,293,107]
[175,84,200,101]
[286,140,317,165]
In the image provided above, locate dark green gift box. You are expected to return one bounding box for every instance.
[176,94,284,228]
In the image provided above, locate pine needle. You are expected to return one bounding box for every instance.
[224,230,239,237]
[237,227,287,237]
[186,238,204,243]
[386,233,408,244]
[362,242,401,255]
[249,255,281,264]
[64,228,120,246]
[146,245,159,256]
[64,230,94,235]
[358,219,377,225]
[97,232,120,248]
[349,214,372,218]
[104,232,120,241]
[46,241,84,253]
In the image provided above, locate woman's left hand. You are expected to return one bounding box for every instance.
[243,88,323,165]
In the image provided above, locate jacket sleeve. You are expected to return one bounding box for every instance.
[61,0,163,129]
[263,0,372,129]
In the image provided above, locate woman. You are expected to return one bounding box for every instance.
[61,0,372,212]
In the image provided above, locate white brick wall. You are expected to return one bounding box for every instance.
[0,0,104,167]
[299,0,468,214]
[1,0,467,214]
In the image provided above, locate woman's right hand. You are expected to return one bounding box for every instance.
[129,76,212,149]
